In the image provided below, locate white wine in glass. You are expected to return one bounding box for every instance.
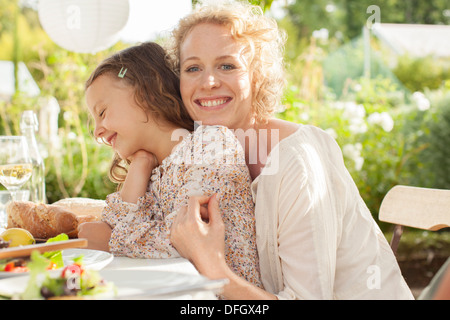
[0,136,33,201]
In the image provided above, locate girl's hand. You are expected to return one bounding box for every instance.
[78,221,112,252]
[127,150,158,169]
[120,150,158,203]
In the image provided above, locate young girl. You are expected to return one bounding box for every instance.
[81,42,262,288]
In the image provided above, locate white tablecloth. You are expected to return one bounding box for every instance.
[104,256,199,274]
[101,256,220,300]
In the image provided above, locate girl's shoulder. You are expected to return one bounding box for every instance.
[193,124,237,140]
[183,125,245,166]
[191,125,241,150]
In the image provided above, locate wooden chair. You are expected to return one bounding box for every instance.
[379,185,450,255]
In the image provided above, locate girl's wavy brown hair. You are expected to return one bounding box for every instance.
[168,1,287,123]
[85,42,194,188]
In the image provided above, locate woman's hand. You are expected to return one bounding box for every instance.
[170,194,229,279]
[78,221,112,252]
[171,195,276,300]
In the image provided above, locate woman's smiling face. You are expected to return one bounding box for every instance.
[179,23,255,130]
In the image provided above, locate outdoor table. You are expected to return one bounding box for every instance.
[0,253,222,300]
[99,256,222,300]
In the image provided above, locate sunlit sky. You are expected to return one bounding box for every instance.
[119,0,192,43]
[119,0,289,43]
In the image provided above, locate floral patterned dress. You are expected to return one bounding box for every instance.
[102,125,262,287]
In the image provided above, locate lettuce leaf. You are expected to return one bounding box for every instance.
[21,251,50,300]
[45,233,69,243]
[42,233,69,268]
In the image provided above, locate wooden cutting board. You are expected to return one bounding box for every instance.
[0,239,88,259]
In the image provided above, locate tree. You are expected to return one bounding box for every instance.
[286,0,450,41]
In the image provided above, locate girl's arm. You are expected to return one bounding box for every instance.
[78,221,112,252]
[79,150,157,253]
[120,150,158,203]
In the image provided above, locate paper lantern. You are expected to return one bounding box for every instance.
[38,0,130,53]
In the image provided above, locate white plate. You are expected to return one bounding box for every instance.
[0,249,113,279]
[62,249,113,271]
[99,270,222,299]
[0,270,223,300]
[0,273,29,298]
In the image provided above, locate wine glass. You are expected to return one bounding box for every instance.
[0,136,33,202]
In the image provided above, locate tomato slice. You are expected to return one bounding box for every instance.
[46,262,58,270]
[11,266,29,273]
[62,263,83,277]
[4,262,15,272]
[4,262,28,272]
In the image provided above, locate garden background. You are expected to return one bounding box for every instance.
[0,0,449,297]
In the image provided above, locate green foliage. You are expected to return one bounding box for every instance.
[29,45,128,202]
[393,55,450,92]
[393,229,450,259]
[322,36,406,97]
[279,75,450,223]
[402,83,450,190]
[247,0,274,12]
[286,0,347,41]
[0,0,16,36]
[278,1,450,227]
[0,5,126,202]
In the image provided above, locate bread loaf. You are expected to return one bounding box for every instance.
[6,201,78,238]
[5,198,103,239]
[52,198,105,218]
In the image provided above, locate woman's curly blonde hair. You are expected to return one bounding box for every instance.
[168,1,287,123]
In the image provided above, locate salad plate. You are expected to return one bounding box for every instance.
[0,248,113,279]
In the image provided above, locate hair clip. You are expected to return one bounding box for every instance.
[118,67,127,78]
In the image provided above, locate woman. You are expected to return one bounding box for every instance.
[169,1,414,300]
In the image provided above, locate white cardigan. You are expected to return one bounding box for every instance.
[251,125,414,299]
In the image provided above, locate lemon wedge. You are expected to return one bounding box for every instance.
[1,228,35,247]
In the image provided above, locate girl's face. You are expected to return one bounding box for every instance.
[179,23,254,130]
[86,75,155,160]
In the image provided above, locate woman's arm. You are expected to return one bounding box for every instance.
[170,195,277,300]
